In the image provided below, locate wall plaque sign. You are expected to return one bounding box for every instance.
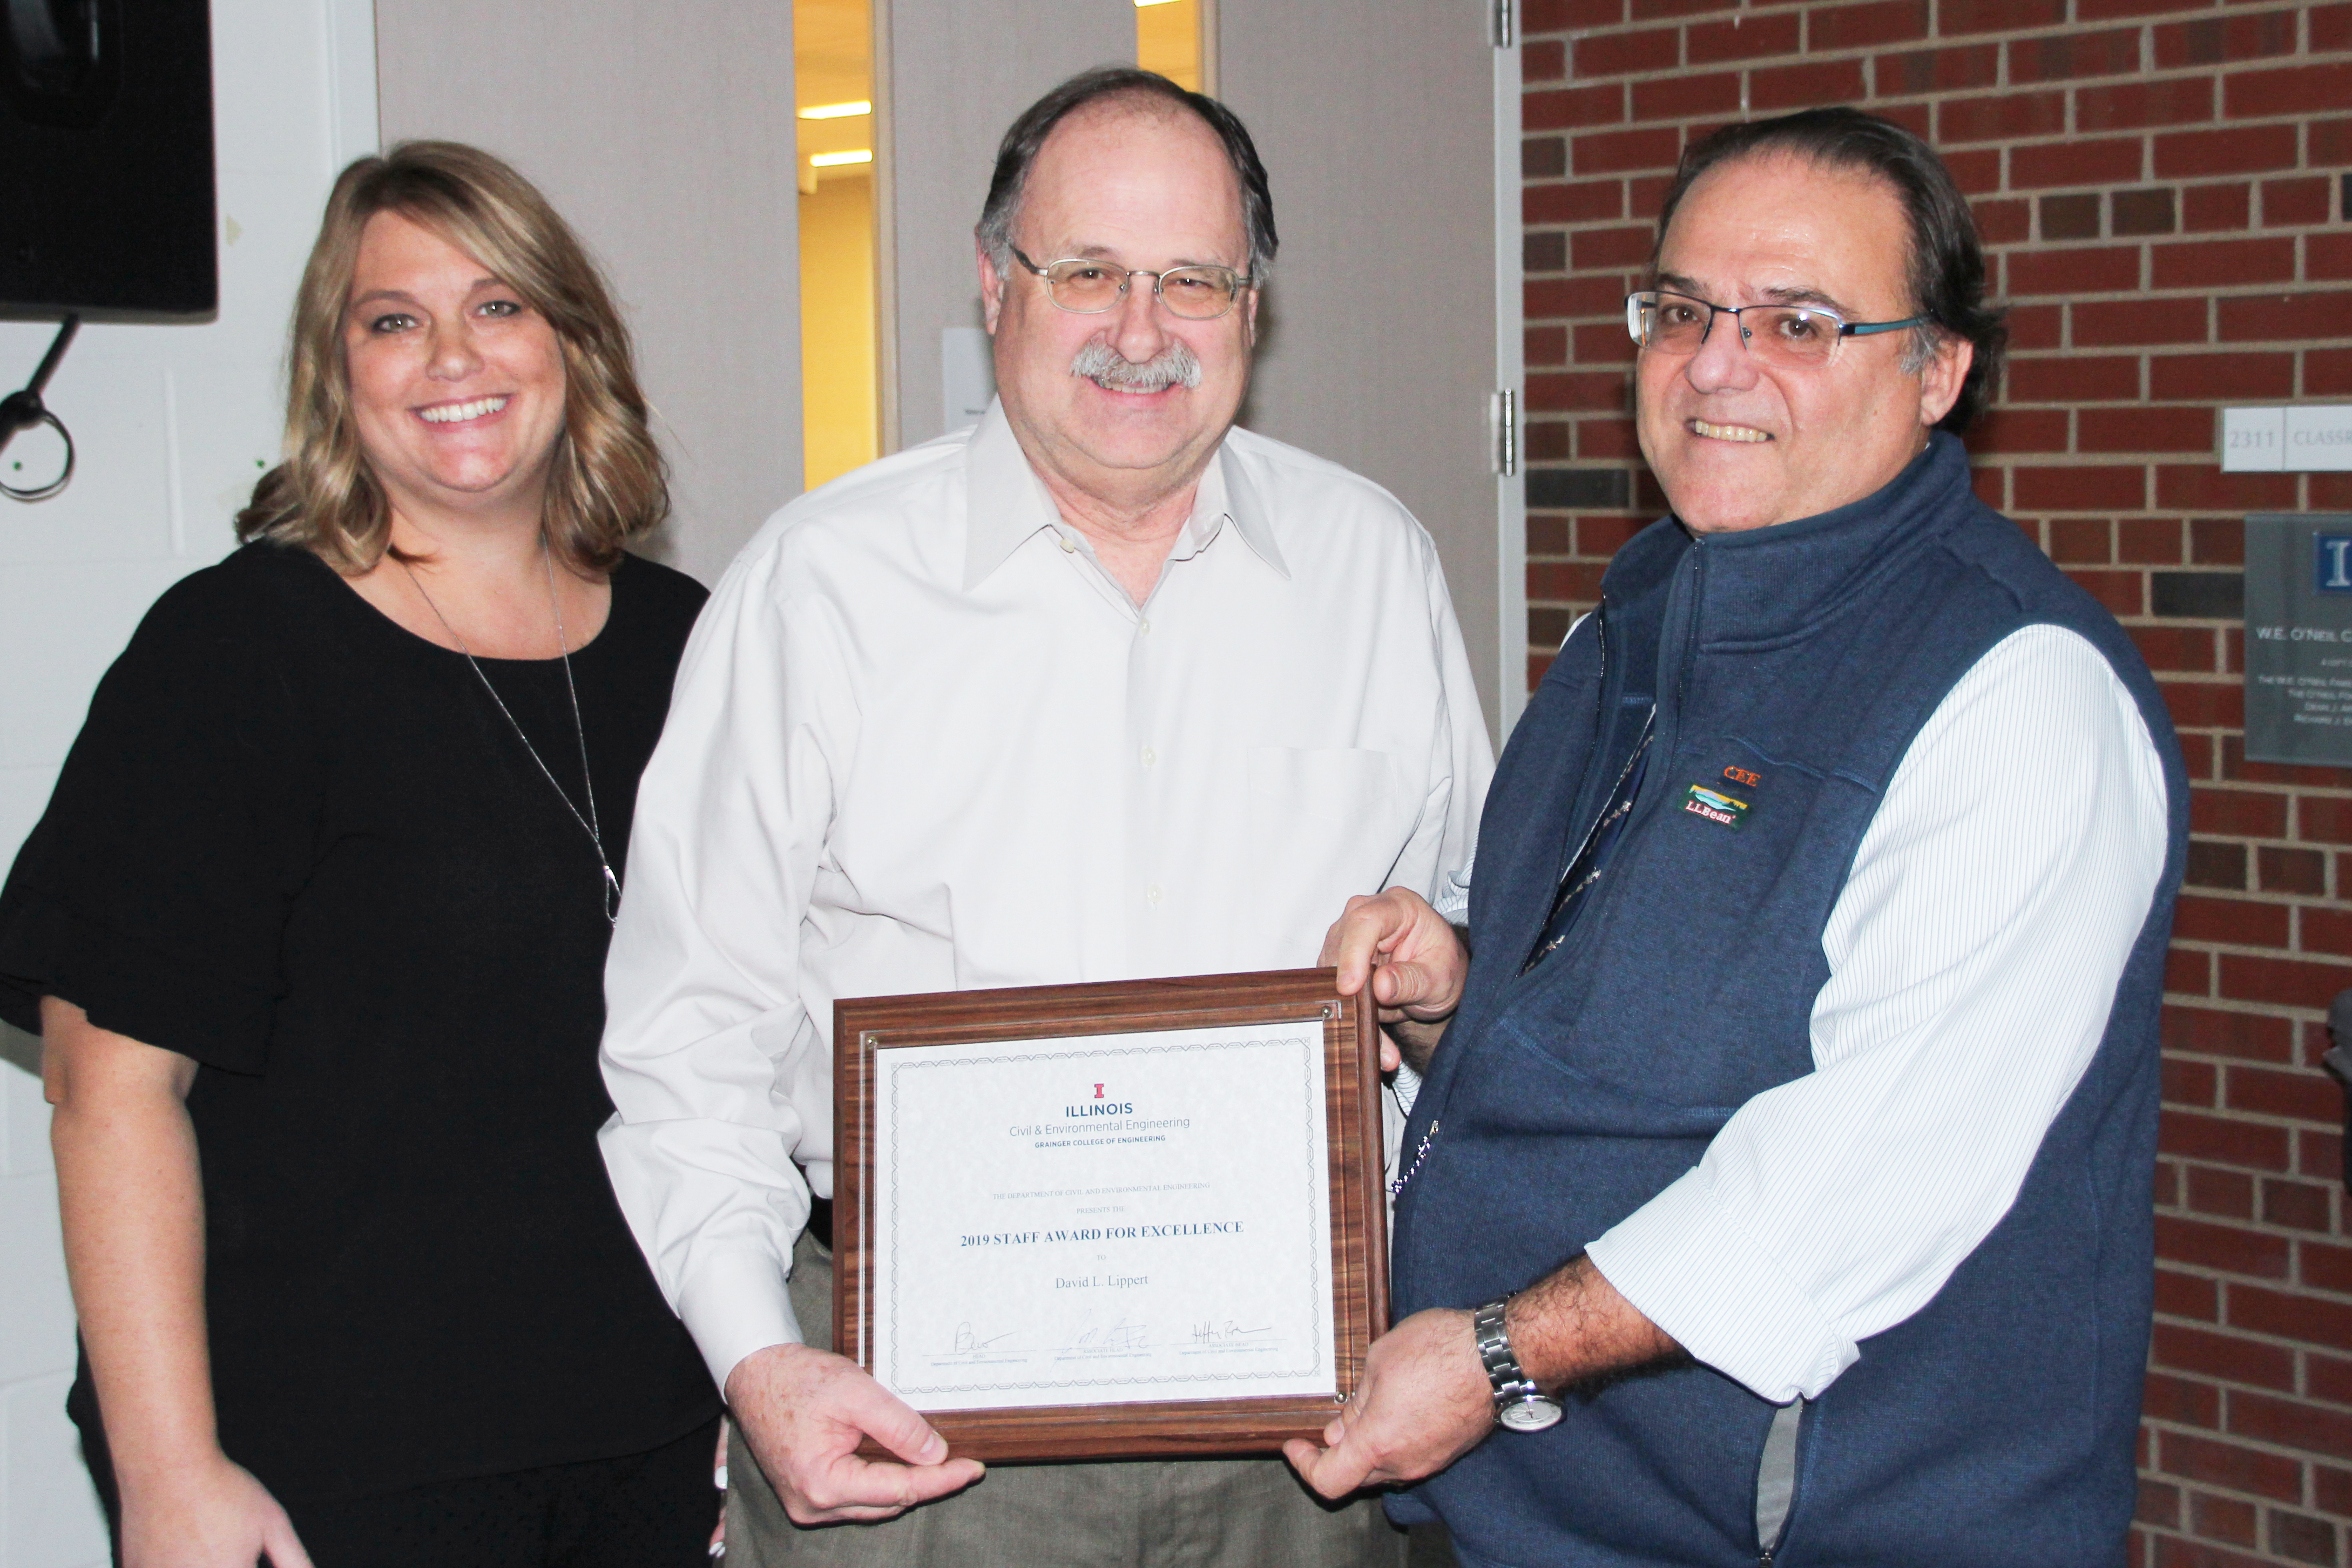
[2245,512,2352,766]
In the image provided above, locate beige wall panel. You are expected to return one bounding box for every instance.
[1218,3,1506,739]
[375,2,801,583]
[884,0,1133,449]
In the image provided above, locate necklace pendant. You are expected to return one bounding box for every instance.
[409,553,618,928]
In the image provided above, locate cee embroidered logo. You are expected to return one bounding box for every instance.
[1684,763,1761,829]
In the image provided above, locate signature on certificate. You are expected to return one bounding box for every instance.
[1189,1320,1273,1345]
[950,1321,1018,1354]
[1067,1317,1151,1352]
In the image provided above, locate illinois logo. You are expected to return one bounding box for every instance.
[1066,1083,1133,1118]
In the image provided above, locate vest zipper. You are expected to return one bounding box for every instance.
[1753,1396,1806,1568]
[1544,706,1652,925]
[1517,606,1619,934]
[1646,539,1705,809]
[1574,600,1616,862]
[1562,541,1698,930]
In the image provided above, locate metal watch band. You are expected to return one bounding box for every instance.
[1473,1296,1542,1407]
[1474,1295,1564,1432]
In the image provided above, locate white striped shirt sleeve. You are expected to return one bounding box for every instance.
[1585,623,2171,1403]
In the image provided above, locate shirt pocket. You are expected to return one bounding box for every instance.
[1246,746,1404,962]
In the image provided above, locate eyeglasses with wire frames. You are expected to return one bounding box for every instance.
[1007,244,1255,321]
[1625,289,1929,369]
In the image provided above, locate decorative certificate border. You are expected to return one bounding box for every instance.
[879,1032,1328,1396]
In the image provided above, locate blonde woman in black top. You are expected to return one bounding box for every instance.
[0,143,719,1567]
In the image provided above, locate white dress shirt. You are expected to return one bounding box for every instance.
[599,403,1494,1390]
[1586,623,2170,1404]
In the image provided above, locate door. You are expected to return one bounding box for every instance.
[879,0,1134,454]
[1220,1,1525,741]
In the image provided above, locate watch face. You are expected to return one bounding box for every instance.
[1498,1396,1563,1432]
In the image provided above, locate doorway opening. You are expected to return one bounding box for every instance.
[1136,0,1211,93]
[797,0,878,490]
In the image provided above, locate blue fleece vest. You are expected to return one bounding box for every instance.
[1389,436,2188,1568]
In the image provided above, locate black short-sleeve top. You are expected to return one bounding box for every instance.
[0,540,719,1501]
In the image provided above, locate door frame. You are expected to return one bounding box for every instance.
[1492,13,1528,738]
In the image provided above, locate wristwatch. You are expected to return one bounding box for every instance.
[1473,1296,1563,1431]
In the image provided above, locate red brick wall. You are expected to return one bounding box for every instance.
[1518,2,2352,1561]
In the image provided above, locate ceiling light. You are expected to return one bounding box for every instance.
[799,100,871,120]
[810,150,874,167]
[1135,0,1184,7]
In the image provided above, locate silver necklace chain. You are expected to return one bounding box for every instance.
[403,550,620,926]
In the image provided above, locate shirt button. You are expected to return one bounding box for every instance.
[1059,535,1078,553]
[1140,747,1157,768]
[1138,618,1151,635]
[1146,884,1163,905]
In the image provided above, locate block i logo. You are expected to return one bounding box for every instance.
[2316,535,2352,593]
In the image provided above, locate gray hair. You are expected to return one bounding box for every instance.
[976,66,1277,284]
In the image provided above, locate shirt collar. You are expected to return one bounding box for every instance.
[1199,444,1289,580]
[960,399,1289,590]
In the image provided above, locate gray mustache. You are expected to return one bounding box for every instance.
[1070,340,1202,393]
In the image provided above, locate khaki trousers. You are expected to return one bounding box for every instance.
[724,1233,1408,1568]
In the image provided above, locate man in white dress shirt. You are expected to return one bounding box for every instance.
[1291,110,2186,1566]
[597,67,1490,1567]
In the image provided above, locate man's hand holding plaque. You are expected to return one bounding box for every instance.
[722,1343,983,1525]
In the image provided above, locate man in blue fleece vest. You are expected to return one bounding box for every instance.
[1286,109,2187,1567]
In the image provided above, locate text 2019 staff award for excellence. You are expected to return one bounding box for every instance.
[833,970,1388,1462]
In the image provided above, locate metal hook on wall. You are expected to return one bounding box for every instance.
[0,315,81,502]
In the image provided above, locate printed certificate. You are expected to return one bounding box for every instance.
[834,971,1386,1461]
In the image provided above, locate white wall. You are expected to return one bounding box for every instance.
[0,1040,93,1568]
[0,3,373,1562]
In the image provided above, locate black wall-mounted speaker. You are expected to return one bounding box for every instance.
[0,0,217,319]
